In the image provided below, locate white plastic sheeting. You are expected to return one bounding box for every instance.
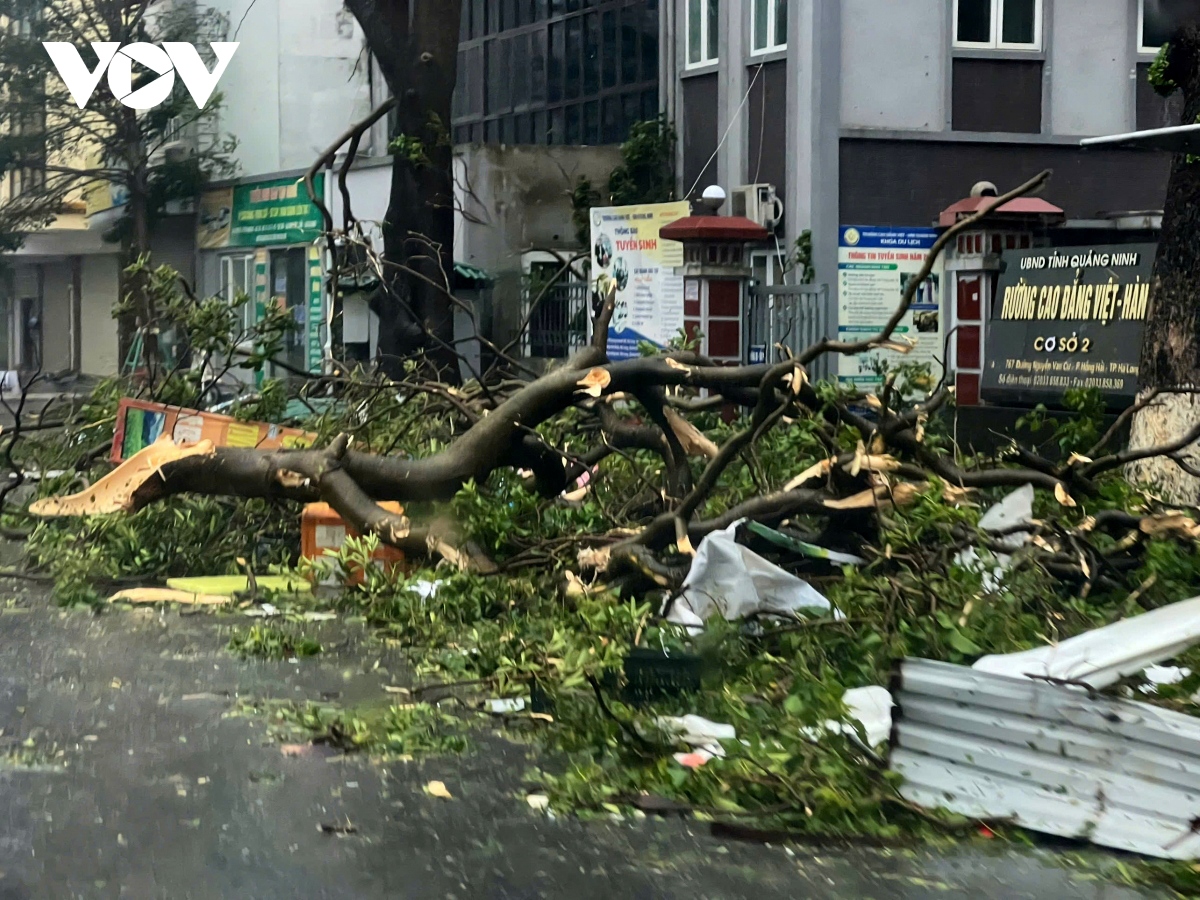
[657,714,737,767]
[953,484,1034,591]
[669,519,835,630]
[890,658,1200,859]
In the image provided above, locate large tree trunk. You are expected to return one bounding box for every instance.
[344,0,462,381]
[118,106,157,377]
[1130,24,1200,499]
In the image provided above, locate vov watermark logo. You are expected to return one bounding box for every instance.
[43,42,239,110]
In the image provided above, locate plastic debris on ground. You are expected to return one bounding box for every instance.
[166,575,312,596]
[668,519,837,631]
[657,714,736,768]
[407,580,441,600]
[952,484,1034,591]
[486,698,527,714]
[889,657,1200,860]
[973,592,1200,690]
[742,520,866,565]
[800,686,895,749]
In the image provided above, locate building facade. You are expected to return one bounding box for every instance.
[0,0,669,380]
[667,0,1178,309]
[451,0,662,147]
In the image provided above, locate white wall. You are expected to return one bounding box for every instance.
[80,256,120,376]
[840,0,945,131]
[211,0,373,178]
[1049,0,1130,136]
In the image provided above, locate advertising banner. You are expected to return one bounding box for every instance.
[589,201,690,361]
[111,398,316,463]
[197,173,325,249]
[197,186,233,249]
[982,244,1154,407]
[837,226,944,392]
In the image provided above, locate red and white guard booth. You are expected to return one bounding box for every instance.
[659,213,770,364]
[939,187,1065,405]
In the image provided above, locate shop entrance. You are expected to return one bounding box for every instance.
[269,247,308,377]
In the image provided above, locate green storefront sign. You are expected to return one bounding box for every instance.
[228,173,324,247]
[307,246,324,373]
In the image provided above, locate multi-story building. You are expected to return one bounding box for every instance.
[451,0,662,147]
[666,0,1179,325]
[0,0,667,379]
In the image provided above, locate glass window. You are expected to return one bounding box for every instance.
[955,0,992,43]
[621,92,639,133]
[687,0,718,67]
[565,104,581,143]
[485,38,512,113]
[621,7,638,83]
[707,0,719,61]
[530,29,547,104]
[954,0,1041,49]
[565,15,582,99]
[1141,0,1200,52]
[601,10,617,88]
[583,12,600,96]
[641,5,658,80]
[220,253,256,332]
[602,96,620,143]
[583,100,599,143]
[547,21,564,102]
[512,32,531,108]
[470,0,485,39]
[1001,0,1037,44]
[752,0,786,52]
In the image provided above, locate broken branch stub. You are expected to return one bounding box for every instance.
[663,408,719,459]
[29,436,216,517]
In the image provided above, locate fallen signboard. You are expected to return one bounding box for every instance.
[111,398,316,463]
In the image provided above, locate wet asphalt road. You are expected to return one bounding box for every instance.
[0,587,1164,899]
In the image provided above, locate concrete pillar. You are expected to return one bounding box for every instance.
[786,0,841,313]
[715,1,749,198]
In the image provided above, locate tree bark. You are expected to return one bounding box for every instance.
[1130,23,1200,499]
[344,0,462,381]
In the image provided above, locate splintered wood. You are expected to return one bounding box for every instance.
[29,435,215,517]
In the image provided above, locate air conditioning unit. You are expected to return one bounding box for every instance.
[731,183,784,232]
[162,139,194,163]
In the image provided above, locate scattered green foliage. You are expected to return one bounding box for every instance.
[227,624,322,660]
[26,497,299,607]
[242,698,470,757]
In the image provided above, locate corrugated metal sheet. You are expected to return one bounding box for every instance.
[889,659,1200,859]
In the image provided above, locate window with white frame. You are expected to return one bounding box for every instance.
[1140,0,1200,53]
[953,0,1041,50]
[752,0,787,53]
[687,0,719,67]
[220,253,256,332]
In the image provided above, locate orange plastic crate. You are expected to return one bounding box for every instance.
[300,502,406,584]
